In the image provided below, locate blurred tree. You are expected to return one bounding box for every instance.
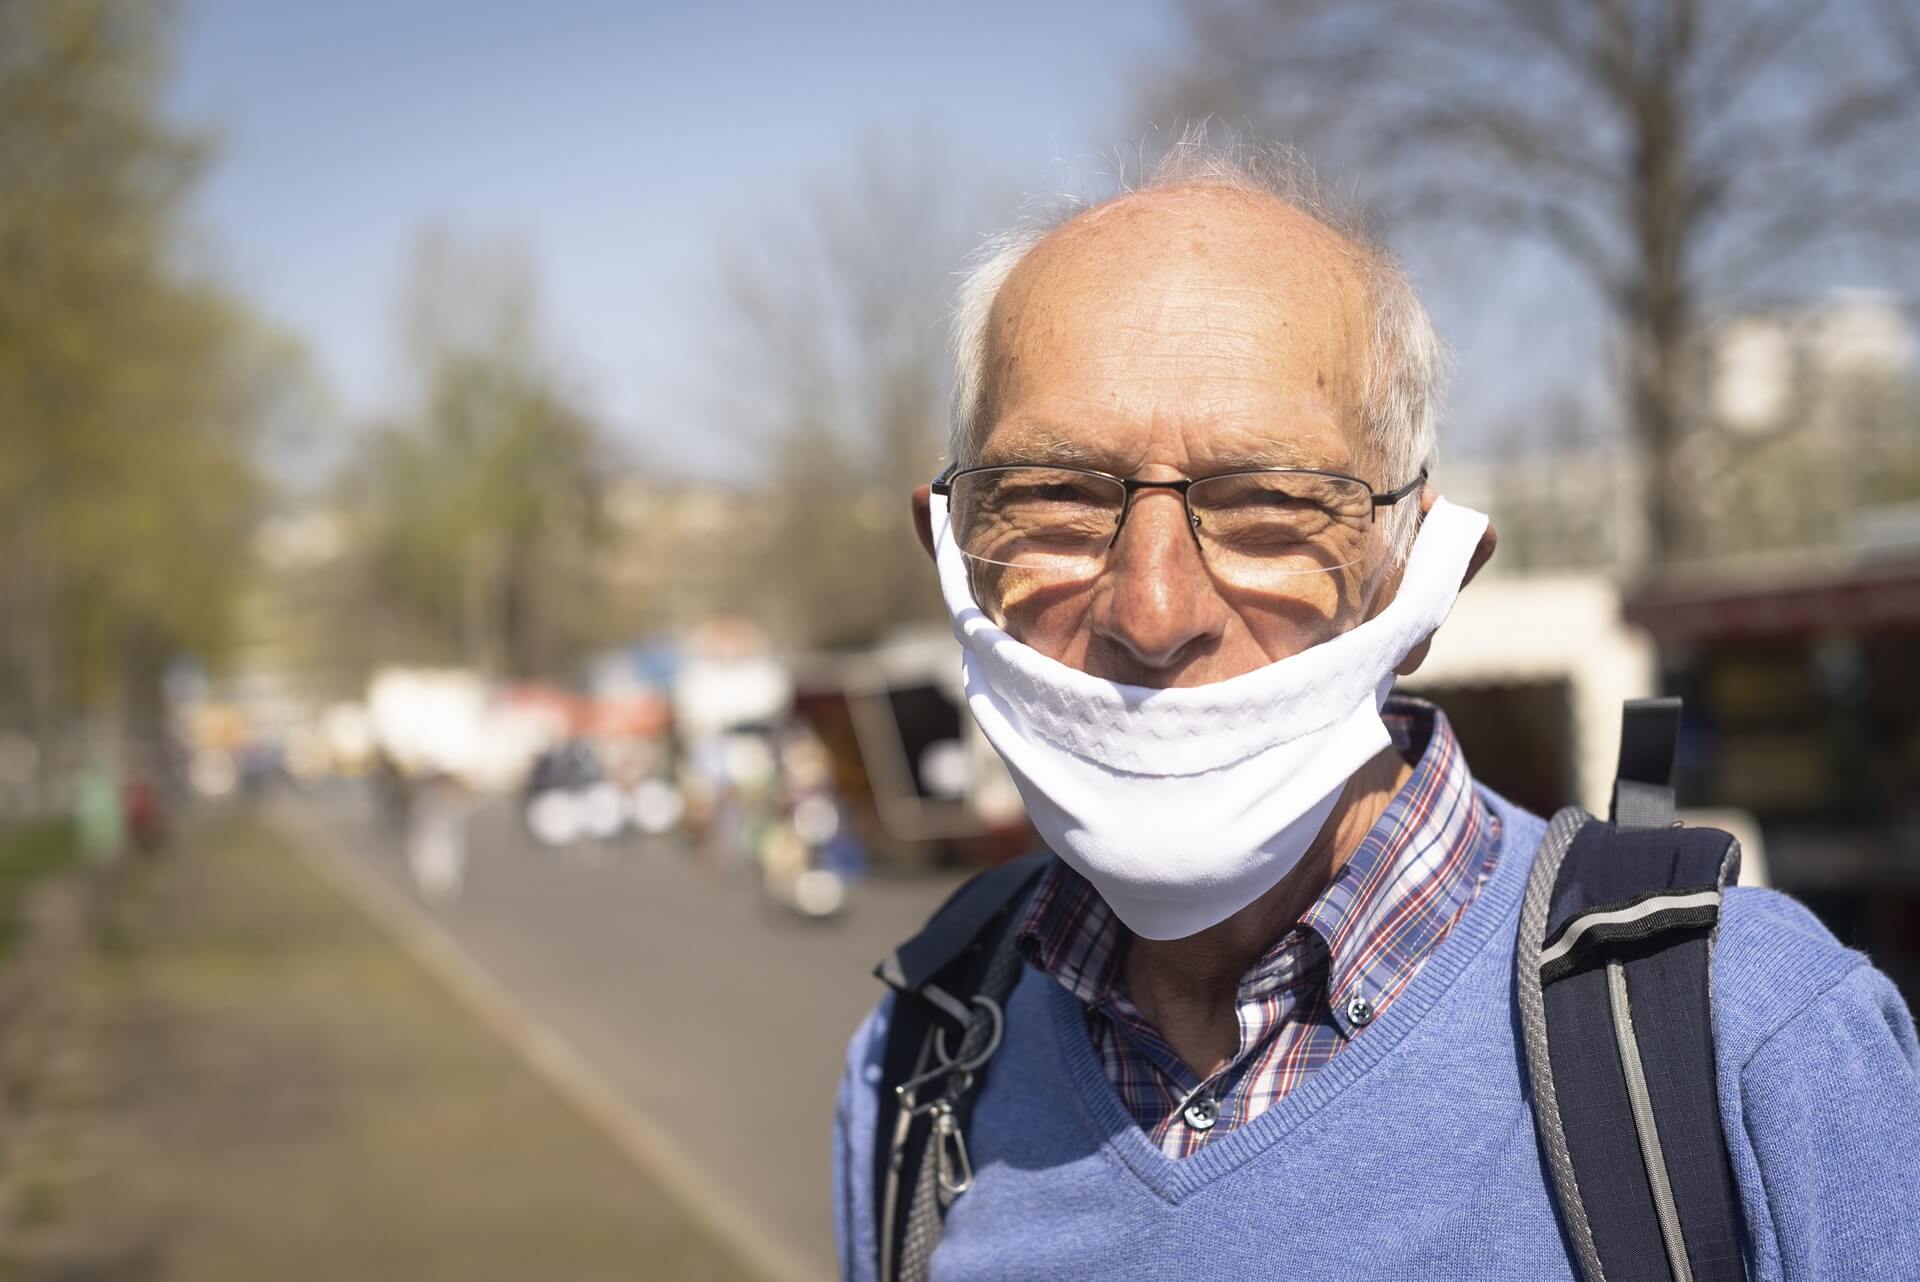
[0,0,276,774]
[709,134,995,649]
[1156,0,1920,564]
[340,231,613,680]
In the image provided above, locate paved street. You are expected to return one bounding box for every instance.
[280,787,965,1282]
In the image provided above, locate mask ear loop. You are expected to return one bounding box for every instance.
[1359,499,1432,615]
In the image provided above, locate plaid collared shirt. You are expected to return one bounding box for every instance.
[1017,695,1499,1158]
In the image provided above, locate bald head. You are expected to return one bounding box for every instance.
[979,185,1377,478]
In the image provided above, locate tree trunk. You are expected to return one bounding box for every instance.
[499,532,535,680]
[1626,51,1696,568]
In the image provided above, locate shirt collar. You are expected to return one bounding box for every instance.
[1018,695,1494,1033]
[1298,695,1493,1034]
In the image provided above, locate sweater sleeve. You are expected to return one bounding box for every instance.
[1732,961,1920,1280]
[833,994,892,1282]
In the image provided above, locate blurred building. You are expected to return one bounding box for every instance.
[208,477,763,725]
[233,512,368,716]
[1624,541,1920,998]
[600,478,774,634]
[1692,291,1919,560]
[1708,290,1914,434]
[1437,289,1920,1000]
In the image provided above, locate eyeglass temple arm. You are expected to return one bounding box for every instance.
[1372,467,1429,508]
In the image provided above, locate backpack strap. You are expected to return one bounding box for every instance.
[1610,695,1681,830]
[872,852,1050,1282]
[1518,700,1747,1282]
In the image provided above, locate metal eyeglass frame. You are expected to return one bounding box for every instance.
[931,462,1429,549]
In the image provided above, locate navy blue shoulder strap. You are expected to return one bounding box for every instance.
[876,851,1051,998]
[871,852,1049,1282]
[1518,700,1747,1282]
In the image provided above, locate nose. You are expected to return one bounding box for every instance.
[1088,487,1228,679]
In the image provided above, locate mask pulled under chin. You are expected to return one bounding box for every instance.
[931,491,1491,941]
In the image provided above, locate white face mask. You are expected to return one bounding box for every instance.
[931,490,1490,941]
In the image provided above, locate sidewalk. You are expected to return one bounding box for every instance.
[0,808,756,1282]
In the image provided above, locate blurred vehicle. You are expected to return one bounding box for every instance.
[522,740,622,847]
[521,734,687,850]
[791,627,1034,869]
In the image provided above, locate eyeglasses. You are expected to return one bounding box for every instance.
[932,462,1426,593]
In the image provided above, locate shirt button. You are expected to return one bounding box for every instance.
[1182,1092,1219,1132]
[1346,993,1376,1026]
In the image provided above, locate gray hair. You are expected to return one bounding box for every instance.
[948,134,1443,563]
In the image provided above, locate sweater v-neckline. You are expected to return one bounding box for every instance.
[1040,789,1528,1205]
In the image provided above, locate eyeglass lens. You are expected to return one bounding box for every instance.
[947,466,1374,591]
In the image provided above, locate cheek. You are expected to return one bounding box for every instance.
[983,570,1095,662]
[1231,562,1376,660]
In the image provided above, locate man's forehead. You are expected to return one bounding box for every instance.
[981,185,1375,468]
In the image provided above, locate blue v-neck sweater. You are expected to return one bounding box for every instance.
[834,791,1920,1280]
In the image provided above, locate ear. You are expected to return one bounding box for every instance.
[1395,485,1498,677]
[912,484,935,561]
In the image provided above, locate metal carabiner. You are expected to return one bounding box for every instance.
[932,1100,974,1201]
[932,994,1005,1075]
[891,994,1005,1108]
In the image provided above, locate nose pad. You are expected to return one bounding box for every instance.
[1104,487,1204,551]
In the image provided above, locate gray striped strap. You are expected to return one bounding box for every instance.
[1517,807,1747,1282]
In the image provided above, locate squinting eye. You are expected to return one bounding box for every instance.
[1209,486,1325,514]
[1001,482,1105,507]
[1242,491,1317,509]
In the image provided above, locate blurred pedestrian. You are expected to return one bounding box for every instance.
[73,761,123,862]
[122,768,166,853]
[407,776,469,902]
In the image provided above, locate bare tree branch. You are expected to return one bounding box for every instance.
[1880,0,1920,74]
[1151,0,1920,563]
[1692,0,1831,109]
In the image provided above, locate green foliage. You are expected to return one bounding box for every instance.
[0,0,275,734]
[340,235,612,678]
[0,817,80,959]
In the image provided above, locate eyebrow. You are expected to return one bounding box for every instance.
[978,425,1349,475]
[977,428,1114,470]
[1203,440,1343,472]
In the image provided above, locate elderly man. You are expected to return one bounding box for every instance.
[832,145,1920,1281]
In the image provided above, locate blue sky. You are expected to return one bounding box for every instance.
[168,0,1598,477]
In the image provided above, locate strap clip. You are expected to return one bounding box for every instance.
[932,1101,974,1201]
[1610,697,1681,830]
[893,994,1004,1109]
